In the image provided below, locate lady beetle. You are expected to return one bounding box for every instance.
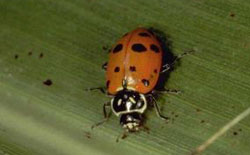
[93,28,178,132]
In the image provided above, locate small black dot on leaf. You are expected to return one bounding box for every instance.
[14,54,19,59]
[230,13,235,17]
[39,53,44,58]
[102,46,108,50]
[43,79,52,86]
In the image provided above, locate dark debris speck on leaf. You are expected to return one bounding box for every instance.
[84,132,91,139]
[102,46,108,50]
[230,13,235,17]
[196,109,201,112]
[43,79,52,86]
[233,131,238,136]
[14,54,19,59]
[39,53,44,58]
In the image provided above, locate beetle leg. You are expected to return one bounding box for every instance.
[152,88,181,95]
[84,87,106,94]
[102,45,111,52]
[161,49,195,73]
[91,102,112,129]
[147,94,169,121]
[161,64,171,73]
[102,62,108,71]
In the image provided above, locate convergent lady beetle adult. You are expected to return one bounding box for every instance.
[92,28,185,132]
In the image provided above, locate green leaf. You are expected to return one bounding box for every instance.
[1,0,250,155]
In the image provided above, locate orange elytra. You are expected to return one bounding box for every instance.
[106,28,162,95]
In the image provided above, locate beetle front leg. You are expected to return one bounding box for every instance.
[91,102,112,129]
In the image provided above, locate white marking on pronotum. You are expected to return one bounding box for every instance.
[139,94,147,113]
[126,101,132,111]
[129,97,136,104]
[111,93,148,116]
[118,99,122,106]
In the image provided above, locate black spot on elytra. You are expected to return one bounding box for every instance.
[154,69,158,74]
[43,79,52,86]
[233,131,238,136]
[14,54,19,59]
[138,32,151,37]
[39,53,44,58]
[142,79,149,87]
[150,44,160,53]
[114,66,120,72]
[106,80,110,88]
[129,66,136,72]
[113,44,123,53]
[131,44,147,52]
